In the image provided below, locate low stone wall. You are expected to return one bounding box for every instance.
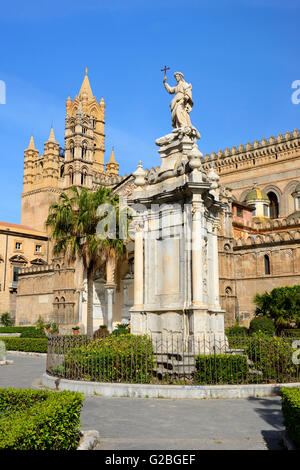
[42,373,300,400]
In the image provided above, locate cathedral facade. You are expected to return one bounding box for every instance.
[1,72,300,330]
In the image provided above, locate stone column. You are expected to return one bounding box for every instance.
[191,201,204,307]
[133,225,144,309]
[207,221,221,311]
[106,287,114,332]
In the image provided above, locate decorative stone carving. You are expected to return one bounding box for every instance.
[187,144,202,171]
[133,161,146,190]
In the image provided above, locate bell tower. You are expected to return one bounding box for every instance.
[65,69,107,177]
[64,102,94,189]
[21,129,61,232]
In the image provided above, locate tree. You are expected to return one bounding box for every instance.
[254,285,300,333]
[46,186,128,338]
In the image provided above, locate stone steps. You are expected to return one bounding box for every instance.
[153,349,264,379]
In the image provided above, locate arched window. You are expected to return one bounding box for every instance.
[82,141,88,159]
[268,192,279,218]
[68,168,73,185]
[264,254,270,275]
[81,169,87,186]
[60,165,64,178]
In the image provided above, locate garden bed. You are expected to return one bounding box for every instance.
[46,333,300,386]
[0,388,84,450]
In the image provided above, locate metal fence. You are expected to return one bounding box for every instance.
[46,333,300,385]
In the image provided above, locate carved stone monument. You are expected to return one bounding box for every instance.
[129,70,227,351]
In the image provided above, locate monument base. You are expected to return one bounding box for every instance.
[130,308,227,353]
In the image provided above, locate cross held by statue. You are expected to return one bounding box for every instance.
[161,65,170,79]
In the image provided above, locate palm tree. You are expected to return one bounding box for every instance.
[46,186,128,338]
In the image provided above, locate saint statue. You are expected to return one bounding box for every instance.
[163,71,194,130]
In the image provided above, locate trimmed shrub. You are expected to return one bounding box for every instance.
[280,387,300,449]
[194,354,249,384]
[249,316,275,336]
[0,388,84,450]
[0,388,50,418]
[246,333,299,382]
[112,323,130,337]
[0,326,46,338]
[225,325,249,336]
[57,334,154,383]
[0,337,47,353]
[93,328,110,339]
[225,325,249,349]
[20,329,46,338]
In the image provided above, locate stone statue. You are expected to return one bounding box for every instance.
[163,71,195,130]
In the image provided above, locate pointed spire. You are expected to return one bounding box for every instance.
[109,148,116,163]
[66,96,72,113]
[48,126,56,143]
[79,68,93,100]
[27,135,36,150]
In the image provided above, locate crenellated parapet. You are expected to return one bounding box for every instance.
[18,264,54,276]
[234,225,300,249]
[202,129,300,175]
[93,172,125,189]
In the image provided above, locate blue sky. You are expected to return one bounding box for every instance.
[0,0,299,223]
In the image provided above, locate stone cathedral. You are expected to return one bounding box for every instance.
[0,70,300,334]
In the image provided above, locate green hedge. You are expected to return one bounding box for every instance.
[0,388,84,450]
[225,325,249,336]
[280,387,300,449]
[20,329,46,338]
[194,354,249,384]
[249,316,275,336]
[246,334,299,382]
[0,326,46,338]
[0,337,47,353]
[54,334,154,383]
[283,329,300,338]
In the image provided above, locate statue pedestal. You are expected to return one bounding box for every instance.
[129,132,227,353]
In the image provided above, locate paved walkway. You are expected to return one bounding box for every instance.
[1,353,284,450]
